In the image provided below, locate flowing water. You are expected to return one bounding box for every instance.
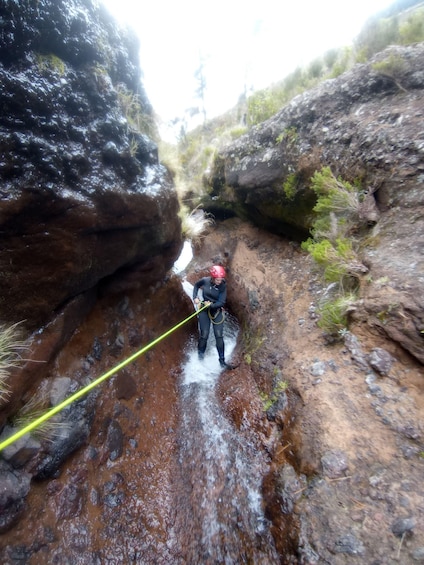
[175,282,280,564]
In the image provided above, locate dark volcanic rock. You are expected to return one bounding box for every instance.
[0,461,31,533]
[0,0,182,330]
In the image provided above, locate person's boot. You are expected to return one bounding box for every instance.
[198,351,205,360]
[219,358,227,368]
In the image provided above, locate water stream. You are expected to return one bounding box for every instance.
[174,281,280,563]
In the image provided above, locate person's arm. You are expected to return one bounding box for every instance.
[193,278,205,304]
[210,285,227,311]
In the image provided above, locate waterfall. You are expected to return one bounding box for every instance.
[174,282,279,563]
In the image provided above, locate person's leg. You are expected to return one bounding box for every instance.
[197,310,210,358]
[212,310,225,364]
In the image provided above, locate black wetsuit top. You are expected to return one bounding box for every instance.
[192,277,227,313]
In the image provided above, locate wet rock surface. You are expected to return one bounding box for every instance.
[0,2,423,563]
[189,219,424,564]
[0,462,32,534]
[0,0,182,331]
[0,276,194,563]
[0,220,423,563]
[205,43,424,366]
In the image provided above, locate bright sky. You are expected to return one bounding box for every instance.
[101,0,394,138]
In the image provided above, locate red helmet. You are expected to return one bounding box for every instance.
[210,265,226,278]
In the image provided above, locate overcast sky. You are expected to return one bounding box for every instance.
[101,0,394,137]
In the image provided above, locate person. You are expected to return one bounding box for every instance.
[193,265,228,368]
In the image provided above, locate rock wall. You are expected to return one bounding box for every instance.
[186,219,424,564]
[0,0,182,332]
[205,43,424,364]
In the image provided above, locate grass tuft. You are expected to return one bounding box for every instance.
[179,206,215,245]
[0,322,29,403]
[13,390,70,444]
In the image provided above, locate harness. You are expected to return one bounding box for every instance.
[208,308,225,325]
[197,277,226,325]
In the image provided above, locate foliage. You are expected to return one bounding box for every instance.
[242,4,422,125]
[316,293,357,334]
[116,84,156,139]
[283,173,297,200]
[229,126,248,139]
[307,167,363,244]
[302,237,357,283]
[179,206,215,245]
[308,57,324,79]
[36,53,66,75]
[247,89,284,125]
[260,378,289,412]
[310,167,361,225]
[372,53,408,91]
[0,322,29,403]
[355,17,400,60]
[329,47,354,78]
[13,391,69,443]
[276,127,298,146]
[372,53,406,76]
[399,8,424,44]
[172,3,423,216]
[175,122,233,204]
[301,167,371,337]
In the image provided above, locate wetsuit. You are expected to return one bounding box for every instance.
[192,276,227,362]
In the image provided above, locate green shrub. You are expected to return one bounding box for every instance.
[283,173,297,200]
[247,89,282,125]
[316,294,356,334]
[36,53,66,75]
[372,52,409,92]
[230,126,248,139]
[311,167,359,211]
[302,166,371,336]
[301,237,357,283]
[399,9,424,44]
[276,127,298,147]
[308,167,363,243]
[116,85,156,138]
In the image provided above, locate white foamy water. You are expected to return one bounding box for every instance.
[175,282,279,563]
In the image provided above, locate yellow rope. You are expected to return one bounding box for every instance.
[0,304,208,452]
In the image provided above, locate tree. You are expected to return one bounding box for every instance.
[194,53,207,124]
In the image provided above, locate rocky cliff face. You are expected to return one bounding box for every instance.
[0,0,183,536]
[187,221,424,564]
[0,0,182,335]
[204,43,424,365]
[1,3,424,562]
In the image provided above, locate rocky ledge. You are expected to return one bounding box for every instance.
[204,43,424,366]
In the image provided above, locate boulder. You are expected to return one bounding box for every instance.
[0,0,182,331]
